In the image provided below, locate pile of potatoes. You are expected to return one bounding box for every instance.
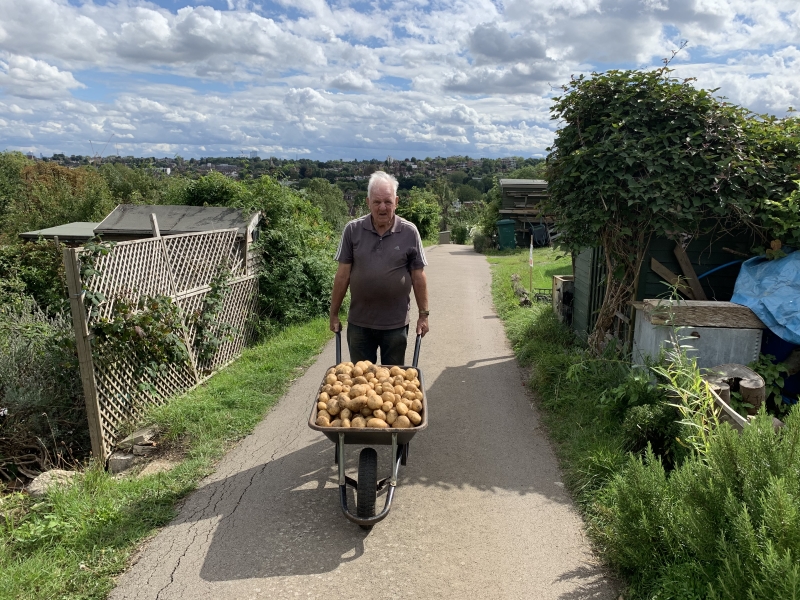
[315,361,424,429]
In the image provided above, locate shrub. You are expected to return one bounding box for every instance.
[0,298,85,480]
[472,233,490,253]
[237,177,338,331]
[0,240,67,314]
[451,224,468,244]
[396,187,440,239]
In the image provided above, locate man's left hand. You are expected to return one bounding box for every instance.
[416,316,429,337]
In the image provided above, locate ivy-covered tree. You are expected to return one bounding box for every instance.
[545,67,800,351]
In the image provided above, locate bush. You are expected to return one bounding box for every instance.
[0,298,85,480]
[451,224,468,244]
[237,177,338,331]
[594,409,800,599]
[0,240,67,314]
[472,233,490,253]
[396,187,440,240]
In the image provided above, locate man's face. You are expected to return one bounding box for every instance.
[369,182,396,229]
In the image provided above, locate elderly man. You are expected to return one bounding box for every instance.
[330,170,429,365]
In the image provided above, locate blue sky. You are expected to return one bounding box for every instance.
[1,0,798,160]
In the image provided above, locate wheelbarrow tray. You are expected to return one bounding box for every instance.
[308,366,428,446]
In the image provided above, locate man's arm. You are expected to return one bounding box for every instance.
[410,268,429,337]
[330,262,351,332]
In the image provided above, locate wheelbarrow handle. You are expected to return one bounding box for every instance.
[334,330,422,368]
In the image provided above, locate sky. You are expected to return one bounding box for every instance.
[0,0,798,161]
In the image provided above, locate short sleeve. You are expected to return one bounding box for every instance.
[409,225,427,270]
[334,222,354,263]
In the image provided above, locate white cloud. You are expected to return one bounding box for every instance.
[0,0,797,158]
[0,54,84,99]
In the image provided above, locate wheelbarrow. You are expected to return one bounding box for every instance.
[308,331,428,529]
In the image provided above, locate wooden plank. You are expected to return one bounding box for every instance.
[673,244,708,300]
[650,257,695,299]
[63,247,106,462]
[642,299,765,329]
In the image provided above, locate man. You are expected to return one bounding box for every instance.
[329,170,429,365]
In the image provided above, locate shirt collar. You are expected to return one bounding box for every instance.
[362,215,403,234]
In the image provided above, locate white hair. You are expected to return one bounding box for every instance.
[367,171,399,198]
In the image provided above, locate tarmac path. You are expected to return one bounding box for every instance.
[110,244,618,600]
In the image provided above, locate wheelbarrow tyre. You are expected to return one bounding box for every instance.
[357,447,378,526]
[401,443,409,466]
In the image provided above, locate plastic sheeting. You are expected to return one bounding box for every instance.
[731,250,800,345]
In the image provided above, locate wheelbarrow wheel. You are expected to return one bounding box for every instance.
[356,448,378,527]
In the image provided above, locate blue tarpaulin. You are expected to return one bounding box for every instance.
[731,250,800,345]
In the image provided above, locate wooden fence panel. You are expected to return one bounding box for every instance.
[64,228,257,462]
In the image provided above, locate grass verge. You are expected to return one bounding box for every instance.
[0,317,333,600]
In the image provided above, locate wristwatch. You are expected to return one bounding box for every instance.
[419,310,430,317]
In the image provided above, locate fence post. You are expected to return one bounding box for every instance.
[63,247,106,462]
[151,213,202,384]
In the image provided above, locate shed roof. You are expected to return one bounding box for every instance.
[499,179,547,187]
[19,222,99,242]
[94,205,259,238]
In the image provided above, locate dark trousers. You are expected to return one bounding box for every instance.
[347,323,409,366]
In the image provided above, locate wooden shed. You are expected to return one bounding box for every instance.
[571,229,757,341]
[498,179,553,246]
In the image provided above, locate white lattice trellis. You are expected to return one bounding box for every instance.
[64,228,258,462]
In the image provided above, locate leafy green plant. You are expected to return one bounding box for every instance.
[396,186,440,239]
[192,264,234,367]
[451,224,468,244]
[545,67,800,352]
[749,353,789,409]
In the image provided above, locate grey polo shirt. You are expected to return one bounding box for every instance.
[335,214,427,330]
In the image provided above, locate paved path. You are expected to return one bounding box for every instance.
[111,244,617,600]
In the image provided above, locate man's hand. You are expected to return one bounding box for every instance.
[330,315,342,333]
[416,315,429,337]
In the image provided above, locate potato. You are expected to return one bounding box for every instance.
[360,406,373,417]
[317,401,328,411]
[341,418,351,428]
[355,361,367,371]
[341,386,350,395]
[339,407,352,420]
[402,391,416,401]
[407,410,422,425]
[392,375,405,386]
[349,383,367,398]
[335,365,349,375]
[376,367,391,380]
[412,378,420,388]
[322,384,333,394]
[386,409,398,425]
[348,395,368,411]
[353,375,368,385]
[393,415,411,429]
[404,367,418,381]
[352,366,364,377]
[367,395,384,410]
[318,409,332,421]
[366,364,378,375]
[351,416,366,428]
[343,378,354,387]
[380,391,395,405]
[365,372,376,381]
[367,418,388,428]
[337,392,350,404]
[326,367,336,376]
[318,391,330,403]
[381,401,393,413]
[327,399,341,416]
[414,391,423,401]
[337,373,348,382]
[344,361,354,368]
[394,385,405,395]
[411,399,423,413]
[389,366,404,377]
[373,409,387,421]
[394,393,402,404]
[325,374,338,385]
[395,402,409,416]
[330,419,342,427]
[331,384,343,395]
[316,415,331,427]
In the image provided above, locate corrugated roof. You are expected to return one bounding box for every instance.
[94,205,259,237]
[499,179,547,187]
[19,222,99,241]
